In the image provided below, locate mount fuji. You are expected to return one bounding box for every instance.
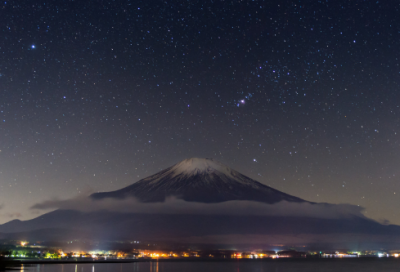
[1,158,400,250]
[91,158,305,204]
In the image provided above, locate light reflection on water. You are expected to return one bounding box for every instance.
[9,259,400,272]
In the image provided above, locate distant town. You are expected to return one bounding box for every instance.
[1,239,399,262]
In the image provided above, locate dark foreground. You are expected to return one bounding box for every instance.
[4,258,400,272]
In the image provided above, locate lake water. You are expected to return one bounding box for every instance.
[10,259,400,272]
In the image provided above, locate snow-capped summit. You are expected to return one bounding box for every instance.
[170,158,233,177]
[150,158,238,184]
[91,158,305,204]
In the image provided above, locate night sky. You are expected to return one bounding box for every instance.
[1,0,399,225]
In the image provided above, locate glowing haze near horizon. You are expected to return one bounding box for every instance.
[0,0,399,225]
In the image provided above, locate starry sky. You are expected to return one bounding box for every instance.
[0,0,399,225]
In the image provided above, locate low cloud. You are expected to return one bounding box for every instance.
[378,219,391,225]
[0,204,4,210]
[31,195,366,220]
[2,212,22,218]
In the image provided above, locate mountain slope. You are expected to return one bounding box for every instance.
[91,158,304,203]
[1,210,400,250]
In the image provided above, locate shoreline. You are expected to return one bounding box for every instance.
[11,256,400,265]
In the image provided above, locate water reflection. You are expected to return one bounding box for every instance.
[11,259,400,272]
[149,261,159,272]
